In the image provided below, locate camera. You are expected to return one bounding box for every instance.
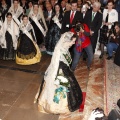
[109,27,116,36]
[75,23,84,32]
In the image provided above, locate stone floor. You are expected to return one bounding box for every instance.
[0,54,59,120]
[104,59,120,115]
[0,53,117,120]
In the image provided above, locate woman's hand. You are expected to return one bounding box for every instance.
[110,34,116,39]
[103,21,106,25]
[105,22,112,26]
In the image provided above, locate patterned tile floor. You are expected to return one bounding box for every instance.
[0,54,118,120]
[104,59,120,115]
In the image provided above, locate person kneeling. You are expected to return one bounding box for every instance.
[107,22,120,60]
[71,20,93,71]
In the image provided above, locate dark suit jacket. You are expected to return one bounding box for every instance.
[44,10,54,28]
[61,10,83,34]
[84,10,102,33]
[6,0,12,6]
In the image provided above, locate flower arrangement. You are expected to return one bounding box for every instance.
[53,69,70,104]
[53,86,69,104]
[54,74,70,88]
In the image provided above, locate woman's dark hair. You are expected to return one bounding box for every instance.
[53,3,63,15]
[115,22,120,28]
[6,12,12,17]
[27,0,33,4]
[22,14,28,20]
[77,0,83,5]
[75,20,83,24]
[71,0,77,4]
[33,2,39,6]
[2,0,6,3]
[107,0,114,5]
[71,34,78,40]
[13,0,19,3]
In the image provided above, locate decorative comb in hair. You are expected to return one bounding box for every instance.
[64,32,74,41]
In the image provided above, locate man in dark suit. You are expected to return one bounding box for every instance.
[61,0,66,12]
[6,0,12,6]
[61,0,83,60]
[61,0,83,34]
[84,1,102,54]
[44,3,54,28]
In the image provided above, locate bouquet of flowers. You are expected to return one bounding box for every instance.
[53,69,70,104]
[54,74,70,88]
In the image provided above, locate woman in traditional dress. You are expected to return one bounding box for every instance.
[34,32,83,114]
[8,0,23,26]
[16,15,41,65]
[45,3,63,55]
[29,2,48,46]
[0,18,3,59]
[99,1,118,58]
[0,0,9,22]
[0,12,19,60]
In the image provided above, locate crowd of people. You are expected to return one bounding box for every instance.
[0,0,119,66]
[0,0,119,67]
[0,0,120,119]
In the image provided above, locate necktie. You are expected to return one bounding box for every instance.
[92,12,95,21]
[48,11,50,17]
[70,11,74,23]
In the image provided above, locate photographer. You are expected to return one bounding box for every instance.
[71,20,93,71]
[106,22,120,60]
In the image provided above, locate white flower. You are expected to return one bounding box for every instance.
[54,79,60,85]
[57,76,68,83]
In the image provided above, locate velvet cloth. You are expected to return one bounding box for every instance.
[17,29,37,57]
[45,14,63,53]
[29,18,46,45]
[59,61,83,112]
[37,61,83,113]
[0,31,15,60]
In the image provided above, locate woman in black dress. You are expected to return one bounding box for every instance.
[29,2,47,46]
[16,15,41,65]
[8,0,23,26]
[0,12,19,60]
[34,32,83,114]
[45,3,63,55]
